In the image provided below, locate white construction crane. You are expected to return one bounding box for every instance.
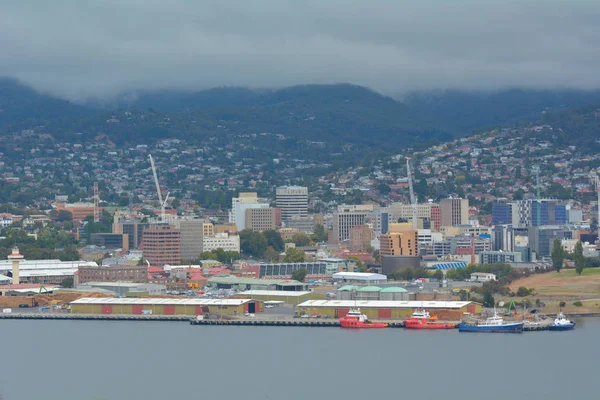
[149,154,168,222]
[406,158,418,229]
[594,174,600,232]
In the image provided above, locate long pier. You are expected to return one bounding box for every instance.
[190,319,405,327]
[0,313,559,331]
[0,313,190,321]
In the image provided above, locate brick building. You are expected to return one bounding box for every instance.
[141,224,181,267]
[78,265,149,284]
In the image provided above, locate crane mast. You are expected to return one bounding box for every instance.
[149,154,165,221]
[406,158,418,229]
[595,175,600,233]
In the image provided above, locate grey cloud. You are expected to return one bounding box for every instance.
[2,0,600,101]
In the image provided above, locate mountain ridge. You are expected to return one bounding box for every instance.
[3,77,600,149]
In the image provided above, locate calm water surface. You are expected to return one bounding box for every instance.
[1,318,598,400]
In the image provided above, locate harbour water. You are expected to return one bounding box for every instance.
[1,317,598,400]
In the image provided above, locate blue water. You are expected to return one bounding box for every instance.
[1,317,598,400]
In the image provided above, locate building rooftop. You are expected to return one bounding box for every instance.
[238,290,312,297]
[298,300,474,309]
[332,272,387,281]
[207,277,301,286]
[337,285,359,291]
[70,297,252,306]
[432,262,467,270]
[0,260,98,270]
[356,286,382,292]
[379,287,408,293]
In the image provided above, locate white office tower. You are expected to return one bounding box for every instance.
[276,186,308,222]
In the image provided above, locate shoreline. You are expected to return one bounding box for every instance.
[1,312,599,322]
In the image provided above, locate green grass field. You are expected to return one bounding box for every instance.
[561,268,600,277]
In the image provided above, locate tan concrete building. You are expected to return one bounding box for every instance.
[349,225,374,252]
[278,227,301,241]
[440,198,469,227]
[380,223,418,257]
[332,204,374,243]
[389,202,441,230]
[245,208,278,231]
[214,223,237,235]
[174,219,214,262]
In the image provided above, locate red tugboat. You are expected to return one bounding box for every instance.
[404,310,456,330]
[340,308,388,329]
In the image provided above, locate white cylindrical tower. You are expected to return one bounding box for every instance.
[7,246,24,285]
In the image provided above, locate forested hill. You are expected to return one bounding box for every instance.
[539,103,600,154]
[403,89,600,134]
[3,77,600,149]
[0,77,93,126]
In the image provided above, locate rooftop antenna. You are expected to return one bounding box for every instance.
[149,154,166,222]
[594,175,600,233]
[406,158,418,229]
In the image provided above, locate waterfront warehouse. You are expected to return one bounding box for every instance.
[234,290,324,305]
[70,297,261,316]
[207,277,308,291]
[297,300,480,320]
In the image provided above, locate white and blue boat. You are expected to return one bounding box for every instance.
[459,310,524,333]
[548,313,576,331]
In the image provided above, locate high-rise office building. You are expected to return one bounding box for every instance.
[276,186,308,222]
[245,208,279,232]
[141,224,181,267]
[492,224,514,252]
[388,202,442,231]
[440,198,469,227]
[492,203,513,225]
[174,219,214,262]
[113,219,148,250]
[509,199,567,228]
[528,226,570,258]
[202,233,240,253]
[349,225,374,252]
[332,204,374,242]
[229,192,269,231]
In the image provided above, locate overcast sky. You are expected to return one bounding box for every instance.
[2,0,600,101]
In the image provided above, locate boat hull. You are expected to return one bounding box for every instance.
[548,323,576,331]
[404,318,456,329]
[340,320,388,329]
[459,322,524,333]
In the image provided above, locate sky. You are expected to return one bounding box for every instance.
[2,0,600,101]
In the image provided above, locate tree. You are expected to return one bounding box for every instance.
[516,287,531,297]
[291,267,308,283]
[432,270,444,281]
[346,256,366,272]
[239,229,268,258]
[372,249,381,264]
[263,230,284,251]
[265,246,281,262]
[311,224,328,243]
[61,277,74,288]
[378,183,391,194]
[283,248,305,263]
[483,288,495,308]
[291,233,311,247]
[551,239,565,272]
[574,241,585,276]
